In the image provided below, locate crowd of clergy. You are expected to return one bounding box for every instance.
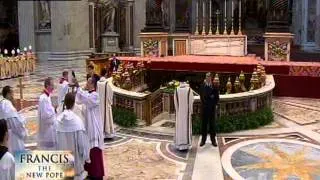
[0,63,115,179]
[0,53,220,180]
[0,49,36,79]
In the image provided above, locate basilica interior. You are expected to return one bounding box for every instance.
[1,0,320,179]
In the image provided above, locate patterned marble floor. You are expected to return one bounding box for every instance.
[3,60,320,180]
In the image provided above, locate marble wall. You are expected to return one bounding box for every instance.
[18,1,35,51]
[133,0,146,52]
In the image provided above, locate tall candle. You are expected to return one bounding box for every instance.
[196,1,198,19]
[225,0,227,18]
[239,0,241,17]
[232,0,234,17]
[210,0,212,18]
[203,1,205,19]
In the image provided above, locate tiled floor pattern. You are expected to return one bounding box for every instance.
[4,60,320,179]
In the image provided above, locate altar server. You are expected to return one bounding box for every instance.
[199,73,220,147]
[38,77,57,150]
[97,68,115,138]
[76,77,105,179]
[0,119,15,180]
[0,86,26,154]
[56,93,90,180]
[174,82,194,150]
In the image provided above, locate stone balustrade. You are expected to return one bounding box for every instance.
[108,75,275,125]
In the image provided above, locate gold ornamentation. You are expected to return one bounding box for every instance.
[226,77,232,94]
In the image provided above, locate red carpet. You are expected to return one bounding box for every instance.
[118,56,320,98]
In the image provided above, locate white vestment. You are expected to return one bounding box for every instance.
[97,77,115,138]
[0,97,26,154]
[76,89,104,149]
[174,83,194,150]
[38,93,56,150]
[0,152,15,180]
[56,110,90,180]
[57,80,69,105]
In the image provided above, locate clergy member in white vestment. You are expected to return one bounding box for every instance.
[76,77,105,179]
[38,77,57,150]
[57,71,69,109]
[174,82,194,151]
[56,93,90,180]
[0,86,26,154]
[97,68,115,138]
[0,119,15,180]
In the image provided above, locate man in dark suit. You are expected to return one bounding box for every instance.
[109,53,120,73]
[199,72,220,147]
[87,64,100,81]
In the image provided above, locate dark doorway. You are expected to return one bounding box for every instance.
[0,0,19,53]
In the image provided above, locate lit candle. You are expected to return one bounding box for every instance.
[11,50,15,56]
[17,49,20,54]
[28,45,32,51]
[24,47,27,52]
[4,49,8,55]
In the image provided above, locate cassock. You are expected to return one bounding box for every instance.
[38,91,56,150]
[97,77,115,138]
[0,97,26,154]
[0,146,15,180]
[76,88,105,178]
[56,110,90,180]
[174,82,194,150]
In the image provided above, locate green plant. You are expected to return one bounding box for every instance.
[192,107,274,134]
[112,107,137,128]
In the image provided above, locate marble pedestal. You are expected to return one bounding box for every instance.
[101,32,120,53]
[264,33,294,61]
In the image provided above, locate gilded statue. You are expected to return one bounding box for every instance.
[101,0,119,33]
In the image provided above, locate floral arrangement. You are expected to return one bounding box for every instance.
[163,80,180,93]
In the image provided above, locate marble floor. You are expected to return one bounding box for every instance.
[4,60,320,180]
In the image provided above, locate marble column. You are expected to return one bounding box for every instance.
[18,1,36,55]
[48,0,91,61]
[126,0,134,50]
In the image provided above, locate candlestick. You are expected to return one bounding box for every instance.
[202,1,206,35]
[195,1,199,35]
[215,10,220,34]
[238,0,242,35]
[223,0,227,35]
[28,45,32,51]
[4,49,8,55]
[17,49,20,54]
[209,0,213,35]
[11,50,15,56]
[231,0,235,35]
[23,47,27,52]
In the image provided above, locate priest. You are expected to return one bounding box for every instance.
[174,82,194,151]
[38,77,57,150]
[76,77,104,179]
[0,86,26,153]
[97,68,115,139]
[56,93,90,180]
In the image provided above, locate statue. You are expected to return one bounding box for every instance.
[39,1,51,28]
[101,0,119,33]
[161,0,170,27]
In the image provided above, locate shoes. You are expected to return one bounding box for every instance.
[212,141,217,147]
[200,141,206,147]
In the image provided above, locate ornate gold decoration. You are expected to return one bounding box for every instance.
[250,69,259,91]
[234,77,240,93]
[236,144,320,179]
[213,73,220,86]
[239,71,247,92]
[226,77,232,94]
